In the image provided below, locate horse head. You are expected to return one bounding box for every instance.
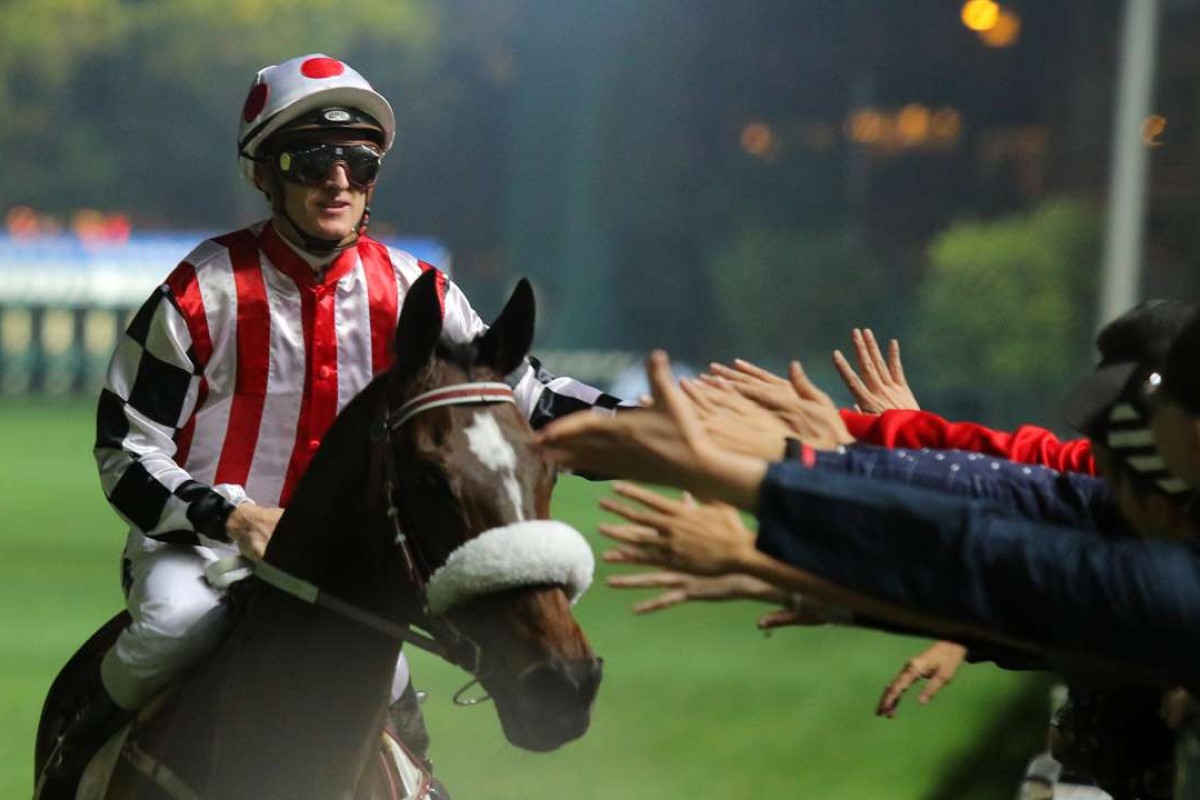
[380,270,601,752]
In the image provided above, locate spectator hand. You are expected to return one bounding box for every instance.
[536,351,766,507]
[708,358,853,450]
[876,640,966,718]
[832,328,919,414]
[680,378,793,460]
[598,481,757,576]
[608,570,791,613]
[225,502,284,561]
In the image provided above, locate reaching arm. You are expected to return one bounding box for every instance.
[788,442,1119,533]
[840,409,1097,475]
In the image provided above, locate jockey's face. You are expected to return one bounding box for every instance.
[268,130,378,249]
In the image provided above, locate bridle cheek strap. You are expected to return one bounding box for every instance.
[425,521,595,616]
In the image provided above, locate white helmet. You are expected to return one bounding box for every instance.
[237,54,396,183]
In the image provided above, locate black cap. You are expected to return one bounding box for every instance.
[1062,361,1141,437]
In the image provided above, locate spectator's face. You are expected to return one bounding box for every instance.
[1149,401,1200,491]
[1092,445,1194,541]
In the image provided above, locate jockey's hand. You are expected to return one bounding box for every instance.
[226,503,283,561]
[832,328,920,414]
[876,640,966,719]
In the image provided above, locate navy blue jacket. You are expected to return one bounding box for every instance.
[755,461,1200,687]
[811,444,1125,535]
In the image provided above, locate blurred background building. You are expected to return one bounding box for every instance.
[3,0,1200,425]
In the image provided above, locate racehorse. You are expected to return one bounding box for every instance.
[35,270,603,798]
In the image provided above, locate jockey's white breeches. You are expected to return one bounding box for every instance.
[101,530,409,710]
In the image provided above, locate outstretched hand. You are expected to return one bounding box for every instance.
[876,640,966,718]
[608,570,790,614]
[681,378,793,460]
[707,358,853,450]
[535,350,767,509]
[598,482,758,576]
[832,328,919,414]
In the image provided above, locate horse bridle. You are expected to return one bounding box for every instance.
[251,380,520,701]
[374,380,519,679]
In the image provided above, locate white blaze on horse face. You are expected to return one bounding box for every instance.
[464,411,527,521]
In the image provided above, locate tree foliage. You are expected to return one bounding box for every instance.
[912,198,1101,424]
[703,225,896,366]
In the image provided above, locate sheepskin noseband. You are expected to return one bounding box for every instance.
[424,520,595,616]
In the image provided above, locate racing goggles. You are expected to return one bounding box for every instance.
[275,142,383,188]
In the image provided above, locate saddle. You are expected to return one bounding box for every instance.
[34,593,443,799]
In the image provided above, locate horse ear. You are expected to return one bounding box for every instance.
[477,278,535,377]
[392,270,444,381]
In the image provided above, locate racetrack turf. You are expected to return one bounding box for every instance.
[0,402,1049,798]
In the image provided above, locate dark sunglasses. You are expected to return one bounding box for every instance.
[276,142,383,188]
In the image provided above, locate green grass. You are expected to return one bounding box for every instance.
[0,402,1050,798]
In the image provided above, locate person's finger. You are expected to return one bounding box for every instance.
[602,546,666,568]
[700,385,755,414]
[918,671,952,705]
[788,360,822,403]
[680,491,697,508]
[598,522,663,546]
[608,571,687,589]
[887,338,906,385]
[612,481,681,513]
[638,393,655,408]
[733,358,785,385]
[679,378,717,414]
[851,328,883,390]
[708,362,756,384]
[732,382,788,412]
[632,589,689,614]
[832,350,872,410]
[876,662,923,718]
[599,496,666,528]
[863,328,891,386]
[647,350,700,441]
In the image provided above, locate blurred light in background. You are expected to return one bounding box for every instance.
[740,121,781,161]
[979,8,1021,48]
[846,106,963,154]
[961,0,1001,32]
[896,104,932,147]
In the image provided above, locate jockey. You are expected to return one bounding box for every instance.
[52,53,623,786]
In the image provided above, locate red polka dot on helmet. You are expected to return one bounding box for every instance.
[237,53,395,184]
[241,83,268,124]
[300,57,345,79]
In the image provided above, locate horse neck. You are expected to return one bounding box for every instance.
[205,381,408,796]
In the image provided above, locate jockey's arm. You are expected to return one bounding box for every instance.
[94,284,247,547]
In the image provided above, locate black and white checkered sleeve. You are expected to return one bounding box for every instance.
[512,355,628,430]
[94,286,241,545]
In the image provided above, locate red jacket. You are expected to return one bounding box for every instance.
[839,409,1096,475]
